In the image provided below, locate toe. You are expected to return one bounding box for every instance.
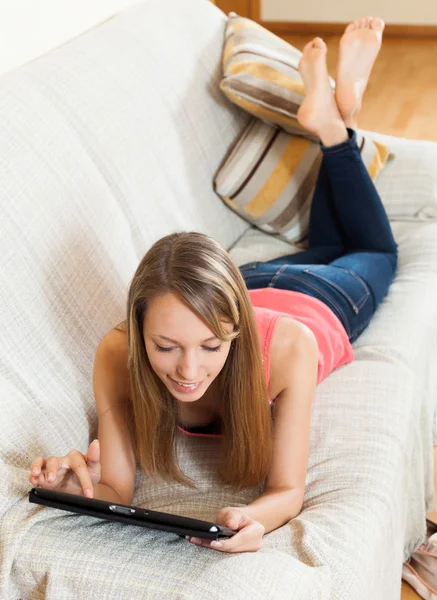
[345,22,356,33]
[370,17,385,33]
[313,37,326,50]
[303,40,314,53]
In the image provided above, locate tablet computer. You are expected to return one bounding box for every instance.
[28,487,237,540]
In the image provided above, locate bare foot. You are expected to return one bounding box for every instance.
[335,16,385,128]
[297,38,348,147]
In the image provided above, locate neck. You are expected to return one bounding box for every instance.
[176,379,222,425]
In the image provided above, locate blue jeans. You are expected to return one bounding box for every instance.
[239,129,398,343]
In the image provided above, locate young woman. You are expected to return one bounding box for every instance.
[29,17,396,554]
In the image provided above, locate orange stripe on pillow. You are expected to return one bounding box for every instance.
[222,196,239,210]
[245,136,312,217]
[226,62,306,96]
[367,151,382,181]
[374,140,391,166]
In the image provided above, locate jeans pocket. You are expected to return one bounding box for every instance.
[303,266,371,314]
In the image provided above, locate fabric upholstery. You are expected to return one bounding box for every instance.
[0,1,436,599]
[361,130,437,221]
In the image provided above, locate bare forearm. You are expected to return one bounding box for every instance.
[242,488,304,534]
[92,482,125,504]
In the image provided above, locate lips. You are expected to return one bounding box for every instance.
[168,376,203,394]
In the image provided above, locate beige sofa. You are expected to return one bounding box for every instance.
[1,1,437,598]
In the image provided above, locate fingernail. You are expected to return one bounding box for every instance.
[211,541,222,548]
[84,489,92,497]
[48,473,53,482]
[32,468,38,475]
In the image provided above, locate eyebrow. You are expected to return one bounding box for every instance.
[154,334,219,344]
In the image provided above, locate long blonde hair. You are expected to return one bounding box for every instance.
[123,231,273,491]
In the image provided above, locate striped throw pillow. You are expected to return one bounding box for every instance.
[214,119,393,245]
[220,12,336,141]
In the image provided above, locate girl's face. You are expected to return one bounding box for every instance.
[143,293,233,403]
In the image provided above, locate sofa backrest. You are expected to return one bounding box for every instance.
[0,0,249,492]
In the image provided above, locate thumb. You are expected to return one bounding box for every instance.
[225,510,243,530]
[86,439,100,463]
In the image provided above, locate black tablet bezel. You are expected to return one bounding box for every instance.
[28,488,237,540]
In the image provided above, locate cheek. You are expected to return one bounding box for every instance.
[148,355,170,375]
[145,344,172,375]
[212,350,231,374]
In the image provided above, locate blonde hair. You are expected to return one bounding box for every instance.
[123,231,273,491]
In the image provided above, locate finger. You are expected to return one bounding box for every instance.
[31,470,47,486]
[32,470,53,488]
[188,536,262,553]
[217,508,244,529]
[212,533,263,553]
[184,535,262,554]
[212,539,262,553]
[225,514,245,530]
[85,440,100,467]
[37,472,49,487]
[69,454,94,497]
[186,537,217,550]
[29,457,44,484]
[44,456,60,483]
[213,523,264,553]
[220,511,250,531]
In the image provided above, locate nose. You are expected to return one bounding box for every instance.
[176,351,199,382]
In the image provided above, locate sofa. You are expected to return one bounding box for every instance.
[1,0,437,598]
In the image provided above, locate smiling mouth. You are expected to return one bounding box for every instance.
[169,376,202,389]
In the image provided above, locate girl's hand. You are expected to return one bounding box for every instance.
[28,439,101,498]
[185,507,265,553]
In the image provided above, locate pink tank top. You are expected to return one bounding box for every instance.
[177,287,354,438]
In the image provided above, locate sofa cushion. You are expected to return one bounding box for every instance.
[362,130,437,220]
[214,118,392,244]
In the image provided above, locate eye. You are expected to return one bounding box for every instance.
[154,344,222,353]
[155,345,173,352]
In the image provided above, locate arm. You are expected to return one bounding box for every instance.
[242,318,319,533]
[93,482,126,504]
[92,330,137,505]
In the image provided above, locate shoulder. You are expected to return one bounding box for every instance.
[93,323,130,413]
[268,317,318,399]
[95,323,129,379]
[270,317,318,360]
[98,322,128,356]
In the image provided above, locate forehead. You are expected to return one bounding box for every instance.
[143,293,233,340]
